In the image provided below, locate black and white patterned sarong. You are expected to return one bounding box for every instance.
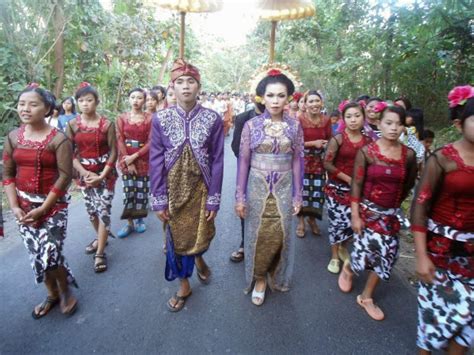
[417,265,473,351]
[326,183,352,245]
[120,174,149,220]
[17,192,76,286]
[81,184,114,237]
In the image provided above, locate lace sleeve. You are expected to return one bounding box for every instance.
[401,149,418,202]
[292,121,304,208]
[235,121,252,206]
[410,151,443,233]
[323,135,341,177]
[106,122,117,167]
[2,132,16,185]
[115,115,128,158]
[135,114,152,158]
[350,147,368,203]
[51,134,73,196]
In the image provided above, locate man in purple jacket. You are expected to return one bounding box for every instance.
[149,59,224,312]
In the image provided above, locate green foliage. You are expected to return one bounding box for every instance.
[254,0,473,129]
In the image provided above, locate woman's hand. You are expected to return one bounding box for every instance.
[416,253,436,284]
[314,140,328,149]
[235,204,246,219]
[85,173,102,187]
[292,205,301,216]
[351,214,365,235]
[12,207,26,223]
[127,163,138,175]
[123,154,137,166]
[22,206,46,225]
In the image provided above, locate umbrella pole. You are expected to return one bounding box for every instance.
[179,12,186,59]
[269,20,277,63]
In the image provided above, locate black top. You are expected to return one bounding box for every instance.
[231,109,259,158]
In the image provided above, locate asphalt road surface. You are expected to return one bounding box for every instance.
[0,133,418,354]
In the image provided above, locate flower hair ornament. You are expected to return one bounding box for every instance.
[373,101,388,113]
[448,85,474,108]
[292,92,303,103]
[338,99,350,113]
[248,63,303,96]
[267,69,282,77]
[255,95,263,104]
[77,81,91,90]
[27,82,40,89]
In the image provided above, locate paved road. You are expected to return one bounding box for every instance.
[0,133,418,354]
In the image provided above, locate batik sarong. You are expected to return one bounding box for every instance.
[326,182,352,245]
[79,155,115,237]
[350,199,401,281]
[17,189,76,286]
[120,173,149,220]
[417,220,474,351]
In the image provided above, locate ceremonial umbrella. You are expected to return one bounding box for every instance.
[257,0,315,63]
[152,0,223,59]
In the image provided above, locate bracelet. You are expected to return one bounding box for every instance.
[411,225,427,233]
[350,196,360,203]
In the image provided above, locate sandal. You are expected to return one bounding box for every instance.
[357,295,385,321]
[296,225,305,238]
[59,291,78,316]
[85,239,108,254]
[251,281,267,306]
[338,261,353,293]
[230,248,244,263]
[196,265,211,285]
[327,258,341,274]
[94,253,108,273]
[308,220,321,236]
[31,296,59,319]
[167,291,192,312]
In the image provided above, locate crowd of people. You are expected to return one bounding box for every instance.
[1,57,473,354]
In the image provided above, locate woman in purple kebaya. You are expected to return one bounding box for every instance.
[235,69,304,306]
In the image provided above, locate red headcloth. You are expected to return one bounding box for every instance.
[170,59,201,83]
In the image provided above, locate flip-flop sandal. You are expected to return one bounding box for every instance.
[230,248,244,262]
[32,297,59,319]
[196,266,211,285]
[85,239,109,255]
[308,222,321,236]
[94,253,108,273]
[167,291,192,312]
[60,292,78,316]
[296,226,305,238]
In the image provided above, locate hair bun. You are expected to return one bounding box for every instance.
[78,81,91,90]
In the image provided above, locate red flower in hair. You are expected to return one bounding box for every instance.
[338,99,350,113]
[27,82,40,89]
[373,101,388,113]
[267,69,282,77]
[448,85,474,108]
[78,81,91,90]
[293,92,303,103]
[358,100,366,108]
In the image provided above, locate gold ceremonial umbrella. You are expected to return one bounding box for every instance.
[257,0,316,63]
[153,0,223,59]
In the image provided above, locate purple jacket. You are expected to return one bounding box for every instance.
[149,103,224,211]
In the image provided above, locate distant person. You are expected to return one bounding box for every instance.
[151,85,166,110]
[421,129,435,160]
[57,97,77,131]
[145,90,160,114]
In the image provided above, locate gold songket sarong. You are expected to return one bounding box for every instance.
[254,194,284,278]
[167,144,215,255]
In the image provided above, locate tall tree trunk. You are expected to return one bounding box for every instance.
[383,14,395,98]
[52,0,65,98]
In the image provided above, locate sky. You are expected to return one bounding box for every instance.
[100,0,417,46]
